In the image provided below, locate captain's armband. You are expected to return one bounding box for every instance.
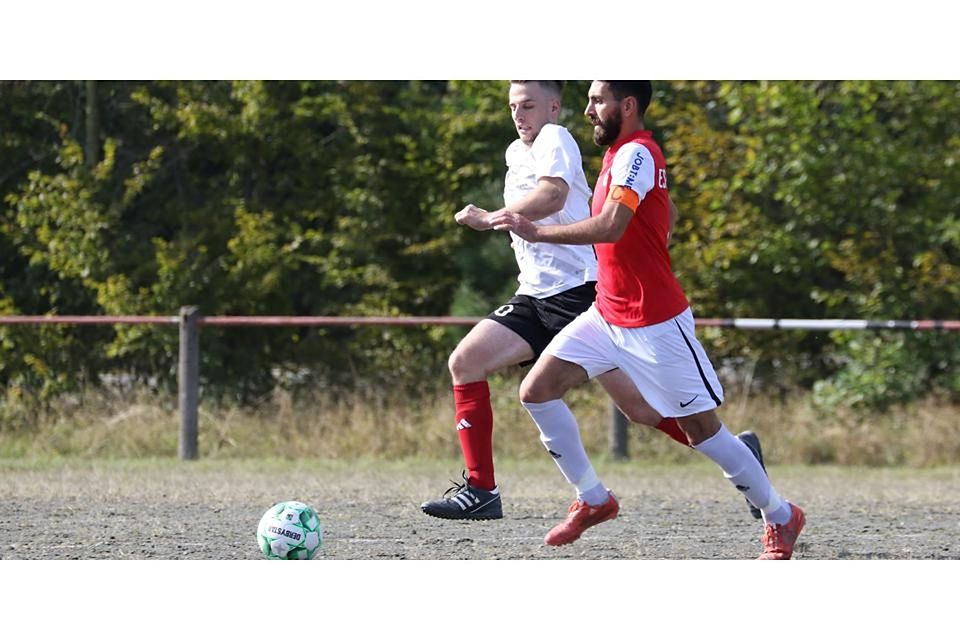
[607,185,641,213]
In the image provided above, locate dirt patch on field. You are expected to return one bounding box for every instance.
[1,460,957,560]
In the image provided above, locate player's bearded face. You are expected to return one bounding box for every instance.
[593,107,622,146]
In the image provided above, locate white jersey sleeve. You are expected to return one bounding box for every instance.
[530,123,582,188]
[610,142,655,199]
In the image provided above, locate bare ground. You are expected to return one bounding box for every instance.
[1,458,958,560]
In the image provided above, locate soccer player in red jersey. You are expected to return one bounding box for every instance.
[420,81,718,522]
[491,81,804,558]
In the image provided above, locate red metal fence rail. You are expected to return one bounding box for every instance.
[2,308,959,459]
[4,315,959,330]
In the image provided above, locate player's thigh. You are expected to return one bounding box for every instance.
[521,306,618,402]
[596,368,662,426]
[448,319,536,382]
[604,314,725,427]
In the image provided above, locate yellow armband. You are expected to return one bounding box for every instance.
[608,185,640,213]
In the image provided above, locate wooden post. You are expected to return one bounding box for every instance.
[178,306,200,460]
[609,402,629,460]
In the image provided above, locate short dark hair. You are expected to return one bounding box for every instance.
[510,80,565,98]
[605,81,652,117]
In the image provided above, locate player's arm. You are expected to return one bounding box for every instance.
[454,176,568,231]
[490,185,636,245]
[501,175,568,222]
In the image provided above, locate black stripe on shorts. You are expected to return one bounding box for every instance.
[674,319,722,407]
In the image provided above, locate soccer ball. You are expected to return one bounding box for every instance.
[256,500,323,560]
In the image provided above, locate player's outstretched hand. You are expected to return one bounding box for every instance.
[454,204,493,231]
[491,211,539,242]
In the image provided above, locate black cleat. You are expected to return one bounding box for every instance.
[421,471,503,520]
[737,430,767,520]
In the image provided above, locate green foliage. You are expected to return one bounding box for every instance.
[0,81,495,399]
[657,81,960,408]
[1,80,958,411]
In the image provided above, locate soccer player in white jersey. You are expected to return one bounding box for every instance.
[420,81,764,522]
[491,81,804,559]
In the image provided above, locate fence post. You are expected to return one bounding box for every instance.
[609,402,629,460]
[178,306,200,460]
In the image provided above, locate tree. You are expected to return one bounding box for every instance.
[1,80,958,408]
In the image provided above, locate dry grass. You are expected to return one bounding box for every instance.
[1,378,958,466]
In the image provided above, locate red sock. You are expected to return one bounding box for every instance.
[453,381,496,490]
[655,417,691,447]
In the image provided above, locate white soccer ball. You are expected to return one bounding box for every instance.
[256,500,323,560]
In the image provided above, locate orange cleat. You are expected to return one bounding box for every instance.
[544,491,620,546]
[758,502,806,559]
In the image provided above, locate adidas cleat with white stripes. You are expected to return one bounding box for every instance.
[421,472,503,520]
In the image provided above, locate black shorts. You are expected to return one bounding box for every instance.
[486,282,597,365]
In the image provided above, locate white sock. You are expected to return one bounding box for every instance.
[694,424,790,525]
[764,501,792,526]
[522,399,608,506]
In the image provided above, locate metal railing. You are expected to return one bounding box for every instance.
[2,308,958,459]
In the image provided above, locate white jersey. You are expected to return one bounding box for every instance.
[503,123,597,298]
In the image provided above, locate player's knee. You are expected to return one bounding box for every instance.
[448,345,484,383]
[518,381,540,404]
[677,412,721,445]
[447,348,469,380]
[447,349,460,376]
[519,376,554,405]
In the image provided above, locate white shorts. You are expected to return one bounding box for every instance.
[544,304,724,418]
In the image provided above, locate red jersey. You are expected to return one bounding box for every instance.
[592,130,689,327]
